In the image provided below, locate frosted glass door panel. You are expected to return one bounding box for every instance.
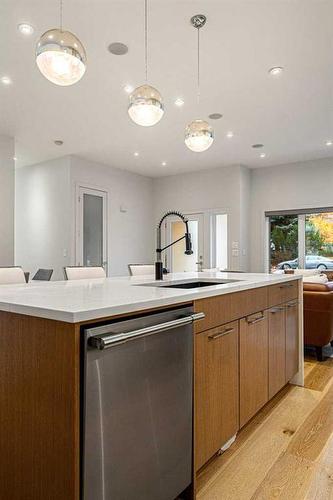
[83,193,103,267]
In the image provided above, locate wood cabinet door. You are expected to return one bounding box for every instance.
[268,306,286,399]
[285,301,299,381]
[195,321,239,470]
[240,312,268,428]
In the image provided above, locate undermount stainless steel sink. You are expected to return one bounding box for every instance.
[137,279,242,289]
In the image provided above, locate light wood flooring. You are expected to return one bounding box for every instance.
[197,347,333,500]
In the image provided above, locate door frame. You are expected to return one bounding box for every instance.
[265,212,315,272]
[164,212,205,272]
[209,209,230,270]
[75,184,108,274]
[162,208,231,272]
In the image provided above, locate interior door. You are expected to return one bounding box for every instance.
[164,213,204,272]
[76,186,108,273]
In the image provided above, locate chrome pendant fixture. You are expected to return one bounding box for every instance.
[36,0,86,86]
[185,15,214,152]
[128,0,164,126]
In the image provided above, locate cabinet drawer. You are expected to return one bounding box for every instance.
[268,280,298,307]
[194,287,268,333]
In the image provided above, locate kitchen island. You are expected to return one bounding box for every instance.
[0,271,303,500]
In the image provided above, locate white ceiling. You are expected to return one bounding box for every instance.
[1,0,333,177]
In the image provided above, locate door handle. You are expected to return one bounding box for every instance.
[287,302,298,308]
[196,260,204,271]
[269,307,285,314]
[279,283,294,289]
[89,312,205,349]
[246,312,265,325]
[208,327,234,341]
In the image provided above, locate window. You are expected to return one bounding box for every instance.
[267,209,333,272]
[214,214,228,270]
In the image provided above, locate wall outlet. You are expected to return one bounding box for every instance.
[232,241,239,249]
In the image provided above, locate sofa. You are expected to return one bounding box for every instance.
[303,281,333,361]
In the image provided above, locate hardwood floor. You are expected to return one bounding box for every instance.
[197,348,333,500]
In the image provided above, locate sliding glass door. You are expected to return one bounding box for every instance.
[267,209,333,272]
[305,213,333,270]
[269,215,299,271]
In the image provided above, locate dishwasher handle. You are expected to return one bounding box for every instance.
[88,312,205,350]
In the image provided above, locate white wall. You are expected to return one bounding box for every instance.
[70,157,154,276]
[152,165,251,270]
[0,136,15,265]
[250,157,333,272]
[15,152,333,279]
[15,157,71,280]
[15,155,154,279]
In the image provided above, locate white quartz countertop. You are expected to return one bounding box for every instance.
[0,271,301,323]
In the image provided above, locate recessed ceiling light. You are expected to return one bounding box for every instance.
[260,153,266,158]
[252,143,264,149]
[175,98,184,107]
[134,152,139,157]
[54,140,63,146]
[269,66,284,76]
[226,131,234,138]
[17,23,34,35]
[1,76,12,85]
[326,140,333,146]
[209,113,223,120]
[161,161,167,166]
[108,42,129,55]
[124,84,134,94]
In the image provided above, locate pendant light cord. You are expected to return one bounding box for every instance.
[60,0,63,31]
[145,0,148,82]
[197,27,200,103]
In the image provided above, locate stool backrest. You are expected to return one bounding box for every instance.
[64,266,106,280]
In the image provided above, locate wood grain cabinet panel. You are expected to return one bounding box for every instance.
[285,301,299,381]
[195,321,239,470]
[268,281,298,307]
[194,287,268,333]
[240,311,269,428]
[0,312,80,500]
[268,306,286,399]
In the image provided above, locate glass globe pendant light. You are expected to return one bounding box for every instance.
[36,0,86,86]
[185,119,214,152]
[185,15,214,152]
[128,0,164,126]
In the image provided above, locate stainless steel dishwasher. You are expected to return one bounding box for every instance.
[82,306,204,500]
